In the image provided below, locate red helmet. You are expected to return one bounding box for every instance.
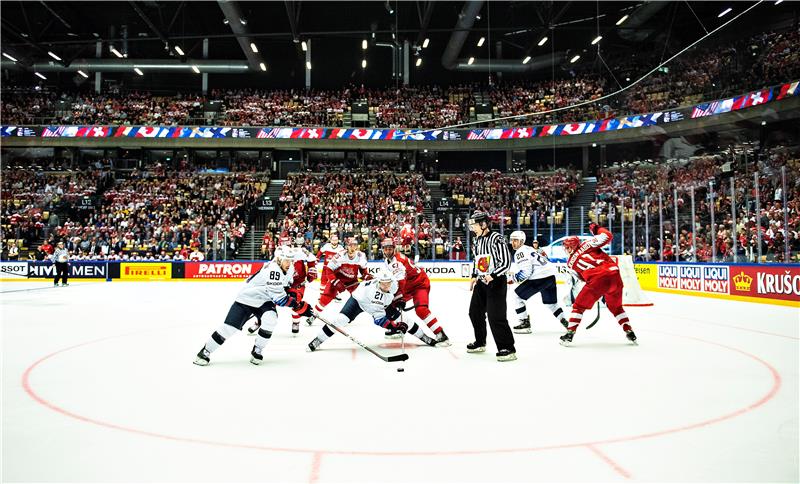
[381,238,395,248]
[563,236,581,253]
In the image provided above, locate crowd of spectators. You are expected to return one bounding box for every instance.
[442,169,581,225]
[269,171,432,259]
[3,28,796,129]
[593,145,800,263]
[1,161,268,262]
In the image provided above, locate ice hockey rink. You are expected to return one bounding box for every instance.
[1,280,798,483]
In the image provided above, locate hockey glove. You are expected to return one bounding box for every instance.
[286,287,302,301]
[362,272,374,281]
[331,279,346,293]
[385,302,402,322]
[588,222,600,235]
[514,271,527,283]
[392,321,409,334]
[293,302,315,318]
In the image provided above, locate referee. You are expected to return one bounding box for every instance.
[467,211,516,361]
[51,240,70,287]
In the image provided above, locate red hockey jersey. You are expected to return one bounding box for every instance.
[566,227,618,282]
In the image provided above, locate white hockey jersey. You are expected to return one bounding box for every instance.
[511,245,556,282]
[235,260,296,308]
[351,278,399,324]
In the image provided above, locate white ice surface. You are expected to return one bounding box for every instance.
[1,280,798,482]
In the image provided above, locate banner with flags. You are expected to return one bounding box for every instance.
[4,80,798,141]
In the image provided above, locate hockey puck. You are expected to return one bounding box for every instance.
[397,368,405,372]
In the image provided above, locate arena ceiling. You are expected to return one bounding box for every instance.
[0,1,794,90]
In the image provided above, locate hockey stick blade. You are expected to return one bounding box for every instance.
[387,353,409,362]
[585,302,601,330]
[316,314,409,363]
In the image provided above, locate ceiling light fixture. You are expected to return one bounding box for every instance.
[522,55,531,64]
[77,70,89,78]
[2,53,18,62]
[591,35,602,45]
[570,55,580,63]
[47,51,62,61]
[467,57,475,65]
[260,62,267,71]
[718,7,732,17]
[174,46,185,56]
[416,57,422,67]
[110,46,123,58]
[191,65,200,74]
[301,40,308,51]
[306,61,312,70]
[362,39,368,50]
[361,59,367,68]
[250,43,258,53]
[423,38,429,48]
[34,72,47,80]
[616,14,629,25]
[477,37,485,47]
[134,67,144,76]
[385,1,394,14]
[538,36,548,46]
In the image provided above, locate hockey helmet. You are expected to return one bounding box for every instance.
[468,210,489,226]
[381,237,395,248]
[274,245,295,262]
[376,269,394,283]
[509,231,526,243]
[563,236,581,253]
[294,236,305,246]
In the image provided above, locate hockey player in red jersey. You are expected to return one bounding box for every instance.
[381,238,450,346]
[316,233,345,293]
[560,223,637,345]
[314,236,370,314]
[289,237,318,332]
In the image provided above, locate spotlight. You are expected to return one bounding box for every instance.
[362,59,367,68]
[385,1,394,14]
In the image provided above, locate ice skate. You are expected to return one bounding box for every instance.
[250,346,263,365]
[291,321,300,335]
[419,333,437,347]
[384,327,403,339]
[513,317,531,334]
[307,337,323,352]
[496,349,517,362]
[559,330,575,346]
[626,330,638,345]
[306,315,316,326]
[435,330,451,347]
[193,348,210,366]
[466,341,486,353]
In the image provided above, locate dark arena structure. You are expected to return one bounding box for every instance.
[1,1,799,482]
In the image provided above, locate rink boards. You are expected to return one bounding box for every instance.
[2,260,798,307]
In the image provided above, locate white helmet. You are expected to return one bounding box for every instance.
[274,246,294,262]
[376,269,394,283]
[510,230,526,243]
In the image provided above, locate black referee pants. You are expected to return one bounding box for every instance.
[469,276,515,352]
[54,262,69,285]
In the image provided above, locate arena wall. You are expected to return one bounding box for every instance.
[3,260,796,307]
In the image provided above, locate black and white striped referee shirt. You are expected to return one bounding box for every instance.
[471,230,511,279]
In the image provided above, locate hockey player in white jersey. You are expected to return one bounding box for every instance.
[508,231,569,333]
[193,246,315,366]
[306,270,438,352]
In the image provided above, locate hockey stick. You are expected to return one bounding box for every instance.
[585,301,601,330]
[315,313,409,362]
